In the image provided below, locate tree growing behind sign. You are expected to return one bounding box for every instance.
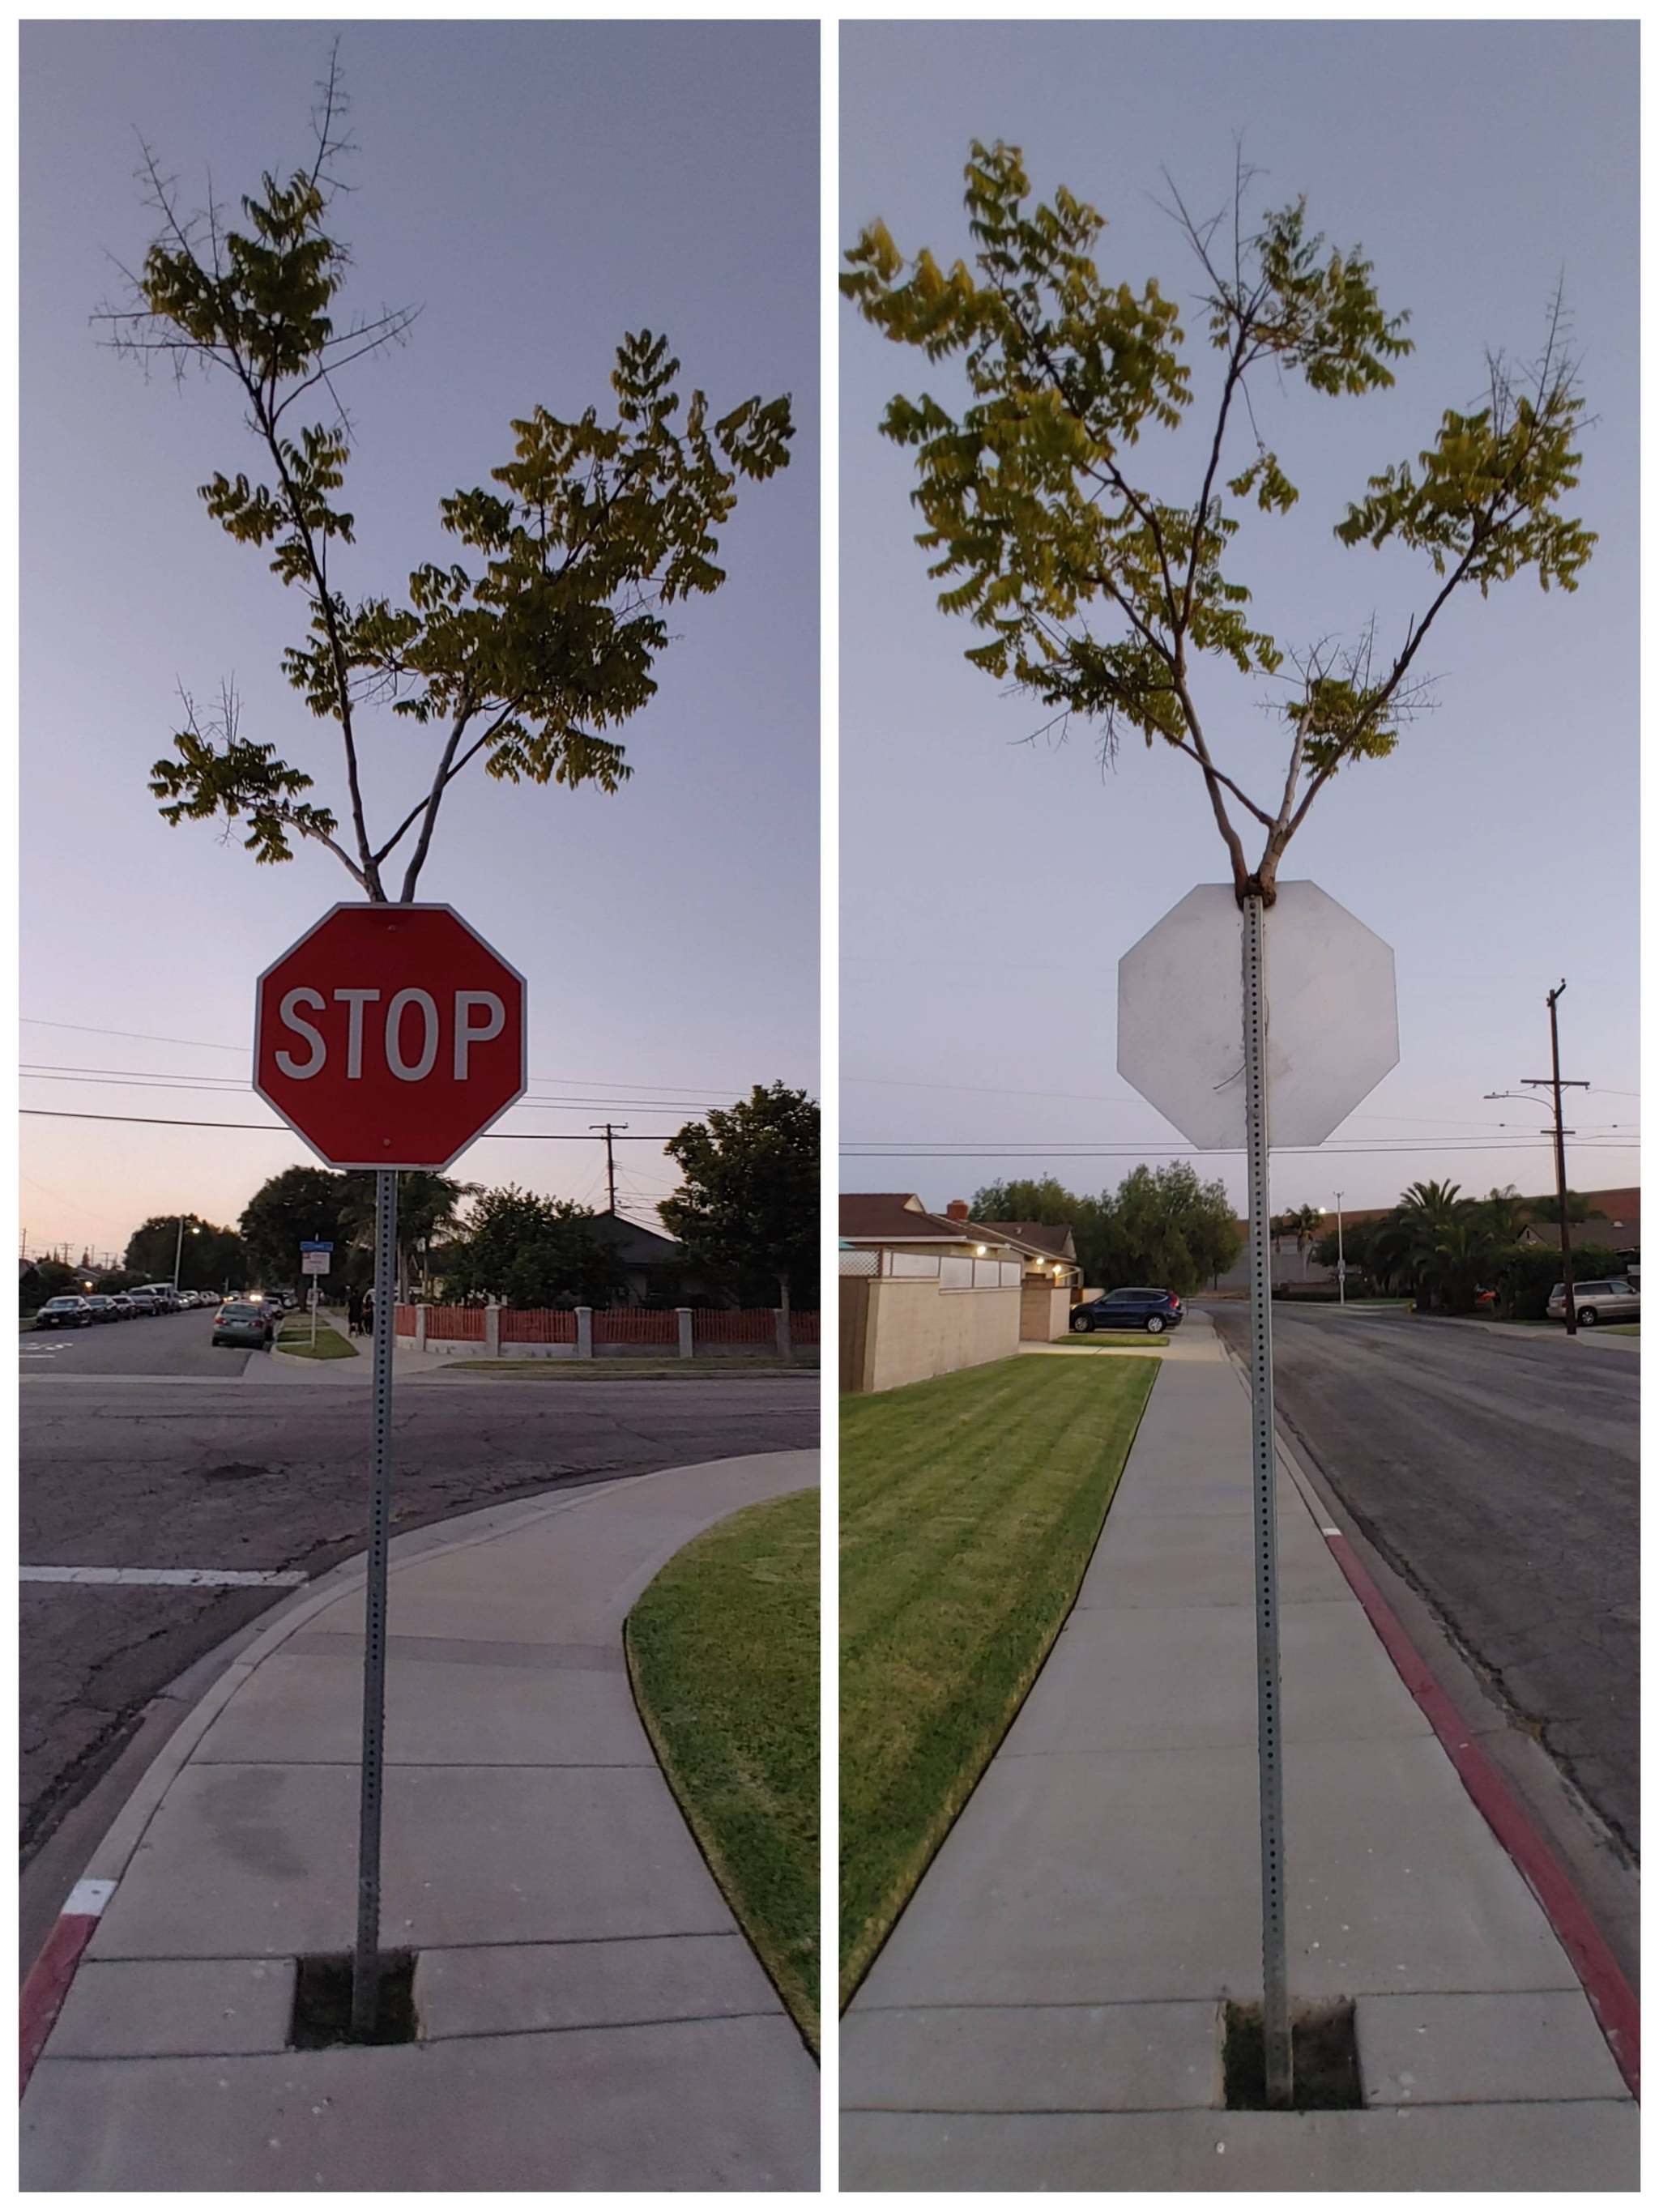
[441,1187,628,1309]
[843,143,1594,901]
[971,1163,1240,1294]
[661,1084,819,1319]
[123,1213,247,1292]
[240,1166,358,1285]
[99,49,795,901]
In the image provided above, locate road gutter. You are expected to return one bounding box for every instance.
[1210,1324,1640,2094]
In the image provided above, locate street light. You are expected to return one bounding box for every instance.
[172,1217,202,1292]
[1333,1191,1346,1306]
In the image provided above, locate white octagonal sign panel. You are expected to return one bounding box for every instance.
[1118,881,1398,1149]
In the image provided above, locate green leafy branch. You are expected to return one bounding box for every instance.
[843,139,1593,901]
[97,47,792,902]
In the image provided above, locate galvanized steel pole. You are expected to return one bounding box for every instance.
[351,1169,399,2035]
[1242,896,1292,2107]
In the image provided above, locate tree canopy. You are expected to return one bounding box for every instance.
[440,1187,626,1308]
[123,1213,247,1291]
[970,1162,1240,1294]
[661,1082,819,1308]
[101,49,794,901]
[844,140,1594,901]
[239,1166,358,1285]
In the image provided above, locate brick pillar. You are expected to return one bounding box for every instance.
[775,1306,790,1359]
[676,1307,693,1362]
[484,1302,501,1357]
[415,1304,429,1353]
[576,1306,593,1361]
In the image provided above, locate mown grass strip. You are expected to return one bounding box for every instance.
[627,1488,820,2048]
[276,1312,359,1359]
[840,1353,1158,2008]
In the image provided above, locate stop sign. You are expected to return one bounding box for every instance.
[254,904,527,1170]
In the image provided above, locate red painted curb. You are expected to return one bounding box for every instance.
[19,1907,101,2098]
[1324,1530,1640,2100]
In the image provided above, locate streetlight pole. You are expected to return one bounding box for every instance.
[172,1215,190,1292]
[1334,1191,1346,1306]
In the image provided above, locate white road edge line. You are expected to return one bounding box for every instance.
[21,1566,308,1588]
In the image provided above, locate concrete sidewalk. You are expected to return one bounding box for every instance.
[23,1451,820,2191]
[842,1318,1636,2189]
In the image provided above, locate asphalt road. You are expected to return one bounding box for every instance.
[20,1350,818,1862]
[21,1305,262,1378]
[1207,1302,1639,1855]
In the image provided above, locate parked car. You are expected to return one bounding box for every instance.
[1546,1277,1640,1328]
[35,1297,94,1329]
[1070,1286,1185,1336]
[82,1295,121,1323]
[212,1299,277,1349]
[134,1283,179,1313]
[109,1294,137,1320]
[124,1288,160,1316]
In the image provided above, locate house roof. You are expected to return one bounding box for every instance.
[981,1221,1077,1263]
[1520,1217,1640,1251]
[586,1210,686,1266]
[839,1193,971,1243]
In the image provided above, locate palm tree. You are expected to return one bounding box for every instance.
[340,1174,478,1301]
[1283,1204,1325,1276]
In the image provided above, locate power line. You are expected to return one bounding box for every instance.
[842,1138,1637,1161]
[19,1017,758,1098]
[21,1109,676,1140]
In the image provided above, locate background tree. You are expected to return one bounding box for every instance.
[100,50,794,902]
[661,1083,819,1321]
[340,1171,476,1299]
[1523,1188,1606,1226]
[123,1213,247,1291]
[239,1166,352,1285]
[970,1162,1240,1294]
[843,142,1593,904]
[441,1187,625,1309]
[21,1259,79,1313]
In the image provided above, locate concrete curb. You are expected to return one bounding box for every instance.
[1213,1328,1640,2099]
[16,1452,793,2098]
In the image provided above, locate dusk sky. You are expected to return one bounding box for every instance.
[840,19,1638,1222]
[20,21,818,1264]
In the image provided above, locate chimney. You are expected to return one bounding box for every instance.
[945,1200,970,1222]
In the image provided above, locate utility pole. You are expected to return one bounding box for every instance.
[1523,983,1590,1337]
[589,1123,629,1215]
[1334,1191,1346,1306]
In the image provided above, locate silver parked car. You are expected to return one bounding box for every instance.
[1546,1276,1640,1328]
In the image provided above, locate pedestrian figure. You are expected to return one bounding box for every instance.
[348,1285,364,1336]
[362,1287,375,1337]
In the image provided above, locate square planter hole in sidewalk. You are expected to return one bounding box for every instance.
[1222,1998,1361,2111]
[291,1951,419,2048]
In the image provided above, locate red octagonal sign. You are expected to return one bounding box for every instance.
[254,904,527,1170]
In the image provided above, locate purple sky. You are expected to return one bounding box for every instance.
[20,21,818,1265]
[840,19,1638,1222]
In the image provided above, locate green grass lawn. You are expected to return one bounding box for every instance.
[1602,1324,1640,1337]
[275,1311,359,1359]
[840,1352,1158,2008]
[626,1489,820,2048]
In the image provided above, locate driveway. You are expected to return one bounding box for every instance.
[1205,1302,1638,1856]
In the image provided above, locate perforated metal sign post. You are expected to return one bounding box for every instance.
[1119,882,1397,2108]
[254,906,527,2035]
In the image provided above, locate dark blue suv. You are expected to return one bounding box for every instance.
[1070,1287,1184,1336]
